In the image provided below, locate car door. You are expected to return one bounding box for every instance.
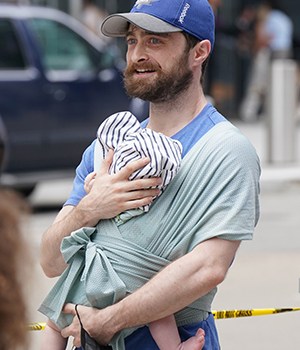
[0,17,48,173]
[26,16,132,170]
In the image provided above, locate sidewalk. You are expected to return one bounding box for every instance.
[234,119,300,185]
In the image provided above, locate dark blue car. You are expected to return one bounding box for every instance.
[0,4,147,194]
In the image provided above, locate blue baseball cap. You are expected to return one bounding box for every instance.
[101,0,215,48]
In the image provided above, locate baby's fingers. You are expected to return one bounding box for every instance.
[84,172,97,193]
[98,149,114,175]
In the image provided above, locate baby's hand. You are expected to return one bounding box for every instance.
[84,172,97,193]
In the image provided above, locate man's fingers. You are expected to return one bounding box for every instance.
[61,303,81,345]
[60,323,73,339]
[117,157,150,179]
[62,303,77,316]
[126,188,161,201]
[126,197,156,209]
[127,177,162,191]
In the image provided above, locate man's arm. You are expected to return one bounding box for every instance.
[39,205,91,277]
[61,237,240,347]
[40,153,162,277]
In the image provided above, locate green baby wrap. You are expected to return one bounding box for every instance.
[39,122,260,349]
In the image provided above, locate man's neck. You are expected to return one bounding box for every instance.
[147,86,207,137]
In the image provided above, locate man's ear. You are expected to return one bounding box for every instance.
[192,39,211,66]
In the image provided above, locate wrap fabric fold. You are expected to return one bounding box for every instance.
[39,122,260,350]
[39,223,172,349]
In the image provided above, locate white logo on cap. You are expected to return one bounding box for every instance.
[179,3,190,24]
[134,0,159,9]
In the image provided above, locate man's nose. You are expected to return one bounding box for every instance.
[129,43,149,63]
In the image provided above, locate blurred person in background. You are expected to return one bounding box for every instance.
[205,0,240,116]
[208,0,222,14]
[239,0,293,122]
[204,0,222,101]
[0,188,30,350]
[235,4,258,108]
[81,0,110,42]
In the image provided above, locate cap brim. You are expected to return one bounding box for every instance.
[101,13,182,37]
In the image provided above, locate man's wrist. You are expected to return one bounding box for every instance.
[73,197,100,227]
[92,303,125,343]
[107,302,126,334]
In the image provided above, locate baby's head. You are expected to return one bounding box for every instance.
[97,111,141,158]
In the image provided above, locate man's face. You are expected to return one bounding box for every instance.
[124,27,193,103]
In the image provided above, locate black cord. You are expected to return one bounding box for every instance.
[75,304,113,350]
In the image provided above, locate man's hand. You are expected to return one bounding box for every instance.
[78,150,162,226]
[61,304,115,347]
[40,149,161,277]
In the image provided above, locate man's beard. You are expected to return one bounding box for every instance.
[123,52,193,103]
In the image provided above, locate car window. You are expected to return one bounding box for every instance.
[28,18,102,71]
[0,19,26,69]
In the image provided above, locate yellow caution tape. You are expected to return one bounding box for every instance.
[27,322,46,331]
[212,307,300,319]
[28,308,300,331]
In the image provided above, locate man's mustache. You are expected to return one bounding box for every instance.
[124,62,162,75]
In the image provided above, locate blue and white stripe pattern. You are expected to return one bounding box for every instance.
[97,111,182,211]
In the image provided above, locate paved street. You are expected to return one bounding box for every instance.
[213,181,300,350]
[24,121,300,350]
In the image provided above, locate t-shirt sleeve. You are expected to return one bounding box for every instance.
[168,124,261,255]
[64,140,96,207]
[189,127,261,246]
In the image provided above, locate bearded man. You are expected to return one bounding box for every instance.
[40,1,260,349]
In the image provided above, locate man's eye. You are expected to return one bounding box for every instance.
[127,38,136,45]
[150,38,161,44]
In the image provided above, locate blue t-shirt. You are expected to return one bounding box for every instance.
[65,103,226,206]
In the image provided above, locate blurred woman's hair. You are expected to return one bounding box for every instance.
[0,188,30,350]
